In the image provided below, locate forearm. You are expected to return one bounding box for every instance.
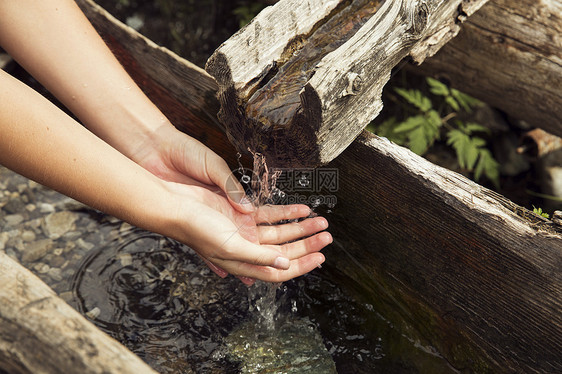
[0,69,170,230]
[0,0,168,160]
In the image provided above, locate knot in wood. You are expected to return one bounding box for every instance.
[342,72,363,97]
[408,0,430,36]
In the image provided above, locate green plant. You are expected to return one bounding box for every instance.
[532,206,550,219]
[368,77,500,188]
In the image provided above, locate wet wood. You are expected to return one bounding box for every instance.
[206,0,490,167]
[0,251,158,374]
[415,0,562,138]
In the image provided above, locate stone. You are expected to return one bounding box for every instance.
[22,238,54,262]
[226,317,337,374]
[50,254,66,268]
[59,291,73,303]
[4,214,24,227]
[76,238,94,251]
[0,232,9,251]
[42,211,78,239]
[2,199,25,214]
[38,203,55,214]
[34,262,50,274]
[21,230,37,242]
[48,267,63,282]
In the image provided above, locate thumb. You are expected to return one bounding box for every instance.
[207,155,255,214]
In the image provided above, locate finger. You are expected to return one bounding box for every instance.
[202,254,255,285]
[206,153,256,214]
[210,235,291,270]
[201,257,229,278]
[218,252,326,283]
[274,231,333,259]
[254,204,312,224]
[257,217,329,245]
[237,276,256,286]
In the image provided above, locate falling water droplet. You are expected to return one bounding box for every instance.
[298,175,309,187]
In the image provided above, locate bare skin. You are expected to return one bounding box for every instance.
[0,0,331,284]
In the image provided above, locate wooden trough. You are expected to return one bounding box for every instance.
[1,0,561,373]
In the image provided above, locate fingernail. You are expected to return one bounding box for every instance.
[318,218,329,230]
[273,256,290,270]
[239,196,255,211]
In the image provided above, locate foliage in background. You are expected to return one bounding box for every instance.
[532,206,550,219]
[100,0,272,67]
[368,77,500,188]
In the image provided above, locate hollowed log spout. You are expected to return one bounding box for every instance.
[206,0,490,167]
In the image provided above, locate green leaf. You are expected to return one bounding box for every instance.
[445,96,460,111]
[464,122,490,135]
[451,89,482,112]
[368,117,408,145]
[446,130,484,170]
[426,77,449,97]
[408,126,429,155]
[394,115,425,133]
[474,149,500,188]
[422,113,441,147]
[395,88,432,112]
[447,130,470,169]
[426,110,442,130]
[532,206,550,219]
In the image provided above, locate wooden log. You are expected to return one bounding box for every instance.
[326,132,562,373]
[414,0,562,138]
[0,251,158,374]
[205,0,490,168]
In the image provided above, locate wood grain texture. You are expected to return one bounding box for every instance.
[327,131,562,373]
[415,0,562,138]
[0,251,158,374]
[206,0,490,167]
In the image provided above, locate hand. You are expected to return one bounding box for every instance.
[134,124,331,284]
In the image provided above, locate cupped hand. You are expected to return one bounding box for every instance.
[133,124,332,284]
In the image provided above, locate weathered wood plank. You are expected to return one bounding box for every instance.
[415,0,562,138]
[206,0,490,167]
[0,251,158,374]
[326,131,562,373]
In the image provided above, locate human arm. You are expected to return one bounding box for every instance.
[0,0,244,206]
[0,0,331,282]
[0,69,328,282]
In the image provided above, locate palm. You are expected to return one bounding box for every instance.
[136,130,332,284]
